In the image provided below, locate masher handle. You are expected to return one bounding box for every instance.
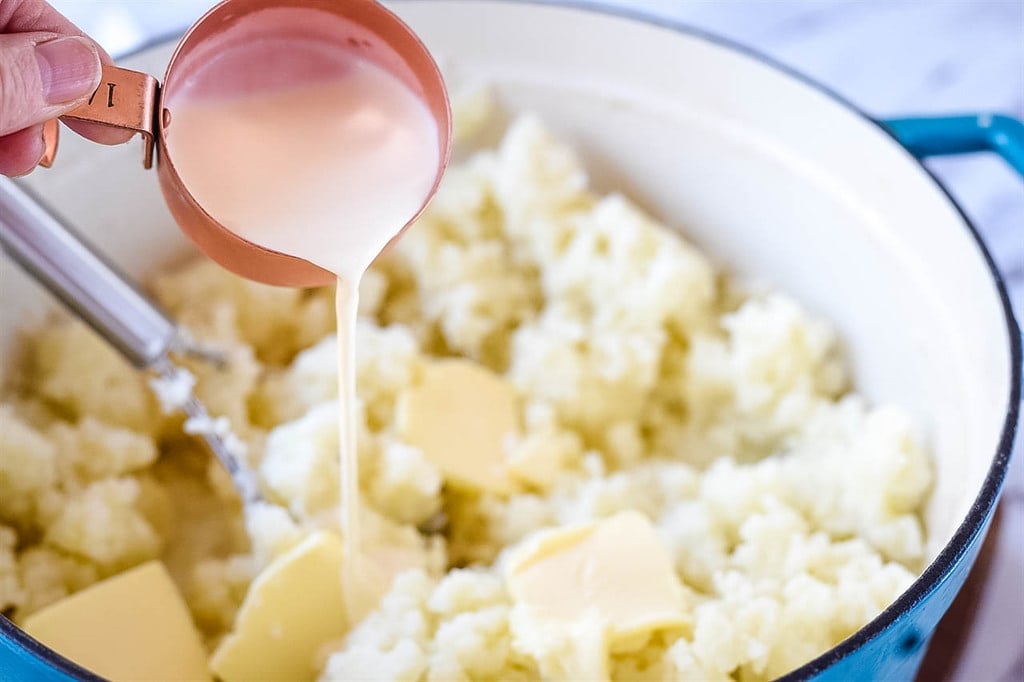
[0,176,176,368]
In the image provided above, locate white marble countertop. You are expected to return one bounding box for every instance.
[46,1,1024,680]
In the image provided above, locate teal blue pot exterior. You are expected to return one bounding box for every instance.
[0,624,90,681]
[883,114,1024,177]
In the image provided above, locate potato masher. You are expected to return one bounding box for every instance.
[0,176,262,505]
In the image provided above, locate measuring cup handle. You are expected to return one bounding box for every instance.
[41,64,160,169]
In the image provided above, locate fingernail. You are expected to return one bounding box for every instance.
[35,37,101,105]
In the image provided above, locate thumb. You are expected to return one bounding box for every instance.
[0,32,102,137]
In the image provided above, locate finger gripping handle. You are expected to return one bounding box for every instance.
[42,64,160,169]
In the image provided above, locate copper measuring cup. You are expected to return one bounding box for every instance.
[42,0,451,287]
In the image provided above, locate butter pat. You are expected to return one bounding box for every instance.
[22,561,210,682]
[508,511,688,642]
[211,531,346,682]
[397,359,517,494]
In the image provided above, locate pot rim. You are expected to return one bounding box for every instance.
[3,1,1019,680]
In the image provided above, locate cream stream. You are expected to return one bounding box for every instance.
[166,54,440,625]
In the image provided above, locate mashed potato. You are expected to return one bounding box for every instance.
[0,116,930,680]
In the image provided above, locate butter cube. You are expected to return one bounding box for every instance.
[22,561,210,682]
[211,531,346,682]
[397,359,517,494]
[508,511,688,642]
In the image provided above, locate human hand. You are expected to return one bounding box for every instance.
[1,0,126,176]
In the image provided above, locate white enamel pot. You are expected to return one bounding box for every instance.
[0,1,1020,680]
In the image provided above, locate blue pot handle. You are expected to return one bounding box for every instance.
[880,114,1024,179]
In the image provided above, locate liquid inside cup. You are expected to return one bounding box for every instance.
[161,5,443,278]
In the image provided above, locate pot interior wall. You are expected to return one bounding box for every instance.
[1,1,1013,577]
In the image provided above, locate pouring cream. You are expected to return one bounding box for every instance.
[165,46,441,624]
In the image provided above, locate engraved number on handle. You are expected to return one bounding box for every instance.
[87,83,117,108]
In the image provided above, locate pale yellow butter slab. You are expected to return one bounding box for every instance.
[211,531,346,682]
[397,359,518,494]
[509,510,689,640]
[23,560,210,682]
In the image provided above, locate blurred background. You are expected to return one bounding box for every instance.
[47,1,1024,680]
